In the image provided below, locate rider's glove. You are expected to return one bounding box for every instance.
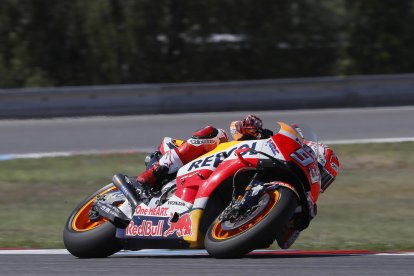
[217,128,229,143]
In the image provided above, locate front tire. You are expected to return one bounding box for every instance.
[63,184,122,258]
[204,187,298,258]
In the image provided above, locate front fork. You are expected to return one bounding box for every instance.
[219,176,303,225]
[219,170,278,221]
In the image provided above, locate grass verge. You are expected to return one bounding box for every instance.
[0,143,413,250]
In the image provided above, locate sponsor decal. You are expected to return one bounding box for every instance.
[134,205,169,217]
[318,153,327,166]
[125,220,164,237]
[330,155,339,172]
[330,162,338,172]
[179,172,198,180]
[308,164,321,184]
[125,205,193,238]
[230,128,238,135]
[104,192,124,201]
[187,142,257,171]
[189,139,216,145]
[164,213,192,237]
[166,200,185,206]
[303,143,317,158]
[290,148,315,167]
[266,140,279,156]
[177,172,200,186]
[315,144,327,166]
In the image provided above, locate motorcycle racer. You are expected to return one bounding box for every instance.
[135,115,339,249]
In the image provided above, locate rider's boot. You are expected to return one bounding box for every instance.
[276,193,316,249]
[276,221,301,249]
[135,142,198,191]
[144,150,162,168]
[136,162,169,191]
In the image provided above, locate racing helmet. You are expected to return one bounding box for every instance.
[230,115,263,141]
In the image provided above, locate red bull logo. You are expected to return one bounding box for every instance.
[164,213,192,237]
[125,220,164,237]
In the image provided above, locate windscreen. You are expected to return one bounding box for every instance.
[292,123,318,143]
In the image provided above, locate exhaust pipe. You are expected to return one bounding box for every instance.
[112,173,140,210]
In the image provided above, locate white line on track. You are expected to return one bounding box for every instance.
[0,149,145,161]
[0,249,69,255]
[376,252,414,256]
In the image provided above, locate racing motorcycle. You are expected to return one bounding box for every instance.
[63,122,335,258]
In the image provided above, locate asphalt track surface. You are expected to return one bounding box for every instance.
[1,106,414,155]
[1,250,413,276]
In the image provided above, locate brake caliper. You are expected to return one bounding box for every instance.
[219,181,266,221]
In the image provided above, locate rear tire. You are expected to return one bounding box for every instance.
[63,184,122,258]
[204,187,298,258]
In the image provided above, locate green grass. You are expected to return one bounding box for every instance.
[0,143,413,250]
[0,153,146,248]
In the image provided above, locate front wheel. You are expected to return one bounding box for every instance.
[204,187,298,258]
[63,184,122,258]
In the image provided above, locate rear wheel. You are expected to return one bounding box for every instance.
[63,184,122,258]
[204,187,298,258]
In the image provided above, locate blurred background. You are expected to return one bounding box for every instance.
[1,0,414,88]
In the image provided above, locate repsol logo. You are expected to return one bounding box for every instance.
[187,142,257,171]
